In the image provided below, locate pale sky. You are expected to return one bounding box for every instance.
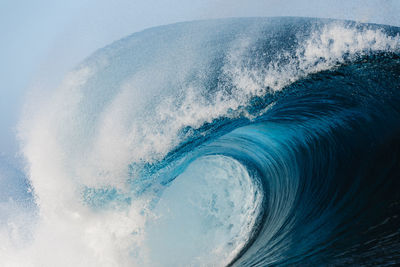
[1,0,400,158]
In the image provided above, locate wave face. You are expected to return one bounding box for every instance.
[7,17,400,266]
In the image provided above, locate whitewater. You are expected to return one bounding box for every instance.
[1,17,400,266]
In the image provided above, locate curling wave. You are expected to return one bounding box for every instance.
[3,17,400,266]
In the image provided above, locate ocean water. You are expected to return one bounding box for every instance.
[2,17,400,266]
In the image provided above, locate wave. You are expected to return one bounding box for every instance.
[3,17,400,266]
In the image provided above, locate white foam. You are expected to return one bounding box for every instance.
[226,23,400,95]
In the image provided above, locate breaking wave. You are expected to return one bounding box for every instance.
[2,17,400,266]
